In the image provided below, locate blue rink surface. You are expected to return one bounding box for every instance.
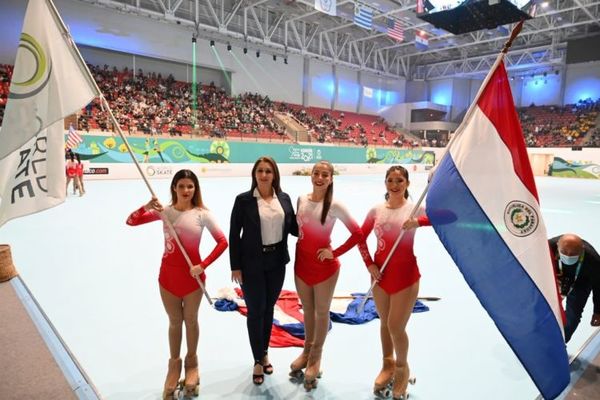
[1,173,599,400]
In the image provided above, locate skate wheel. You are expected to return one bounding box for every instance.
[373,387,392,398]
[289,369,304,380]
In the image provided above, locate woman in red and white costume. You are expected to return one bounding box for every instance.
[290,160,363,391]
[65,151,79,195]
[358,166,429,400]
[126,169,228,399]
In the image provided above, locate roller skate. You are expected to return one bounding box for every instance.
[162,358,182,400]
[373,357,395,398]
[180,354,200,398]
[289,345,311,382]
[303,349,322,392]
[391,365,416,400]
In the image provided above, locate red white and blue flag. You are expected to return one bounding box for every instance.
[425,60,569,399]
[66,123,83,149]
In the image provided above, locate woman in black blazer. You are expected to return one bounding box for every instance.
[229,156,298,385]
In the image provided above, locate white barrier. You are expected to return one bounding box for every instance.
[83,163,432,180]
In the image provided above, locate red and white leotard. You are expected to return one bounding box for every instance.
[126,205,228,298]
[76,162,84,177]
[295,194,362,286]
[66,161,77,178]
[358,202,430,295]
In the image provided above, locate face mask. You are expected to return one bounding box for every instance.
[559,252,579,265]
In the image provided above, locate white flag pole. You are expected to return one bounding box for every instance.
[44,0,213,306]
[357,20,525,314]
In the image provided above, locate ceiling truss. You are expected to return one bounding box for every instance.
[78,0,600,79]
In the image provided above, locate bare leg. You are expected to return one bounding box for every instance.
[291,274,316,374]
[372,284,395,392]
[388,281,419,399]
[159,285,184,359]
[299,270,339,389]
[182,288,202,396]
[159,285,185,398]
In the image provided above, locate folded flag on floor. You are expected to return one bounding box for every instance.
[214,288,429,346]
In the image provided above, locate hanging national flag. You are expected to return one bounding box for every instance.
[354,4,373,30]
[314,0,336,16]
[415,31,429,50]
[425,60,569,399]
[386,18,404,42]
[0,0,98,227]
[66,123,82,149]
[0,0,97,160]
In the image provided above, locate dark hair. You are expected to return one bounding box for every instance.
[250,156,281,194]
[75,153,81,163]
[170,169,204,208]
[384,165,409,200]
[69,151,75,162]
[313,161,334,225]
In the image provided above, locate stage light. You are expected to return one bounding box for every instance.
[243,47,248,54]
[192,37,196,43]
[227,43,232,52]
[273,55,277,61]
[210,40,215,47]
[256,50,260,58]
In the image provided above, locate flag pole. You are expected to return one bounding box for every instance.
[357,20,526,313]
[44,0,214,306]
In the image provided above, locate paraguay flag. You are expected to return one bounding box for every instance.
[426,60,570,399]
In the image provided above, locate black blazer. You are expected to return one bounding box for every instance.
[229,190,298,273]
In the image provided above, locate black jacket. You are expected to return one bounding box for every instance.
[229,190,298,272]
[549,236,600,313]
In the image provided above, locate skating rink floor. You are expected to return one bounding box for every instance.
[1,172,599,400]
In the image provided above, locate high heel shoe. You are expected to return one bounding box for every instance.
[262,352,273,375]
[252,361,264,385]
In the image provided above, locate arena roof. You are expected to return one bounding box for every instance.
[76,0,600,79]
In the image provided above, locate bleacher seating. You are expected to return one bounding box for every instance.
[0,62,597,148]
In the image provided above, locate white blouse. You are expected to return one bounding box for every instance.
[253,188,284,245]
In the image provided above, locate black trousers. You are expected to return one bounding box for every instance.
[564,278,593,342]
[241,250,286,362]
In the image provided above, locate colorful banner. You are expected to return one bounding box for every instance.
[549,157,600,179]
[64,134,436,166]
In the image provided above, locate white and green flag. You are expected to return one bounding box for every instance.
[0,0,98,226]
[0,0,97,159]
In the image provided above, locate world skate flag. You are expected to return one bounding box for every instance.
[0,122,67,227]
[314,0,336,16]
[425,60,569,399]
[0,0,98,160]
[66,124,82,149]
